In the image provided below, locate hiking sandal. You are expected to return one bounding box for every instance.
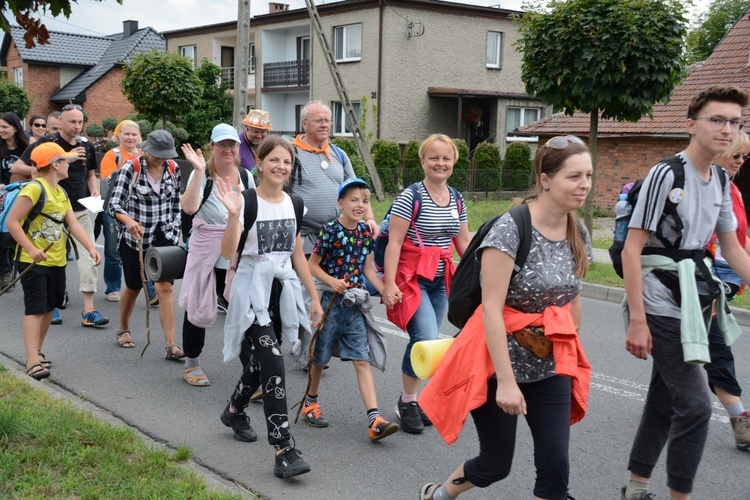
[165,344,185,361]
[26,363,50,380]
[116,329,135,348]
[183,365,210,386]
[37,352,51,369]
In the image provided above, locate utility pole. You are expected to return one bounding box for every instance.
[303,0,384,200]
[233,0,251,129]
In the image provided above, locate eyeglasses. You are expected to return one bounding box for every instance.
[213,142,239,150]
[732,153,750,161]
[32,122,46,128]
[306,118,332,125]
[693,116,746,131]
[545,135,586,149]
[62,104,83,111]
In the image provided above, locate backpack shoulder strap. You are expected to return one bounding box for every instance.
[112,148,122,169]
[654,155,686,247]
[290,193,305,236]
[239,167,251,188]
[449,186,463,215]
[712,163,728,193]
[23,180,48,230]
[407,182,422,223]
[330,143,346,166]
[236,188,259,256]
[508,204,532,279]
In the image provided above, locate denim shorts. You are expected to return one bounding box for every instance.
[312,291,369,365]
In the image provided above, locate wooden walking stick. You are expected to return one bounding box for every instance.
[138,238,152,358]
[293,273,355,424]
[0,242,54,297]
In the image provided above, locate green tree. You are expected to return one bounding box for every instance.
[1,1,123,48]
[183,59,233,147]
[0,80,30,118]
[370,139,401,194]
[402,140,421,186]
[121,49,203,129]
[503,142,533,191]
[685,0,750,64]
[85,123,104,138]
[473,141,502,191]
[451,138,470,192]
[517,0,687,232]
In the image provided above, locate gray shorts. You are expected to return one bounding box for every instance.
[312,291,369,365]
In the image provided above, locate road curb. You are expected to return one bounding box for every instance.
[0,352,256,499]
[581,283,750,328]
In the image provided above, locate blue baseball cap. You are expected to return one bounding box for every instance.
[211,123,240,144]
[338,177,371,199]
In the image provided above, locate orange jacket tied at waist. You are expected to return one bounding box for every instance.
[419,303,591,445]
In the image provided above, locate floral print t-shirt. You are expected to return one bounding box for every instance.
[313,219,373,288]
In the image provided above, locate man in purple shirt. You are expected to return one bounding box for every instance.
[238,109,272,173]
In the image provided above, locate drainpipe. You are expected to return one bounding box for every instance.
[457,95,463,138]
[377,0,383,139]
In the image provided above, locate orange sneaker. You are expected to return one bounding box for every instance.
[302,401,329,427]
[369,416,399,442]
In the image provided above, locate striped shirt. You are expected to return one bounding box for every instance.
[108,157,181,250]
[391,181,467,275]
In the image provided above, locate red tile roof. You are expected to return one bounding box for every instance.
[517,9,750,138]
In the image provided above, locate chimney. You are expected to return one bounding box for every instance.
[123,20,139,38]
[268,2,289,13]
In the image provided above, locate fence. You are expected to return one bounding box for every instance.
[371,160,533,197]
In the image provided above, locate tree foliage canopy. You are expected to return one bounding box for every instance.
[517,0,688,121]
[182,59,233,148]
[685,0,750,64]
[121,50,203,127]
[0,0,122,48]
[0,80,30,118]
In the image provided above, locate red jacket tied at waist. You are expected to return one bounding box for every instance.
[386,238,455,331]
[419,304,591,445]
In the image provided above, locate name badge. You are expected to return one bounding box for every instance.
[668,188,684,204]
[320,161,329,170]
[450,209,459,219]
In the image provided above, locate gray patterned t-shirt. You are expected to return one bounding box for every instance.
[477,211,592,382]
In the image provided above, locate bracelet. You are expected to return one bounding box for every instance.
[366,217,376,223]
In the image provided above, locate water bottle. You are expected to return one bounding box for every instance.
[613,193,631,242]
[380,213,390,235]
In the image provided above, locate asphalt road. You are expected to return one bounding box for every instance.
[1,254,748,499]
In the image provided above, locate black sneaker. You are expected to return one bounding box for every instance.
[417,401,433,426]
[274,446,311,478]
[220,403,258,442]
[396,396,424,434]
[217,296,229,314]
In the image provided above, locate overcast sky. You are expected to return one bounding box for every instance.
[21,0,710,38]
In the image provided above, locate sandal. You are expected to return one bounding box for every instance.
[38,352,51,369]
[116,329,135,348]
[183,365,210,386]
[26,363,50,380]
[165,344,185,361]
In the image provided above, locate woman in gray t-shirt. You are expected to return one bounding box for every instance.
[420,137,593,500]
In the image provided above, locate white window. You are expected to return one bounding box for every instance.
[332,101,361,136]
[507,107,541,132]
[486,32,503,69]
[249,43,256,74]
[334,24,362,62]
[13,66,23,86]
[180,45,197,68]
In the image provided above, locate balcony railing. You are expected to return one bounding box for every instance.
[221,67,235,90]
[263,59,310,88]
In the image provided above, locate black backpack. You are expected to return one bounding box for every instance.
[181,168,251,242]
[447,204,531,329]
[607,156,727,308]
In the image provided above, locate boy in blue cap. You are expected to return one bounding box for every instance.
[304,177,399,442]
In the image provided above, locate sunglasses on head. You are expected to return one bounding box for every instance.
[62,104,83,111]
[32,122,46,128]
[545,135,586,149]
[732,153,750,161]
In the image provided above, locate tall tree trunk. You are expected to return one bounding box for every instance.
[584,111,599,236]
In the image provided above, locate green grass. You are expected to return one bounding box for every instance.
[0,368,248,499]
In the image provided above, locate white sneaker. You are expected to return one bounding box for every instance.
[106,291,121,302]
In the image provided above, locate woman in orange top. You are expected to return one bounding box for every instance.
[99,120,143,303]
[419,137,593,500]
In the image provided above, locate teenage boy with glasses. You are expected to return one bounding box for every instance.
[12,104,109,328]
[620,85,750,500]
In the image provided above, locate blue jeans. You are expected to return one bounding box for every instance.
[402,276,447,378]
[102,211,122,294]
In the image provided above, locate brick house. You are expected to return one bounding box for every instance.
[0,20,165,133]
[516,8,750,209]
